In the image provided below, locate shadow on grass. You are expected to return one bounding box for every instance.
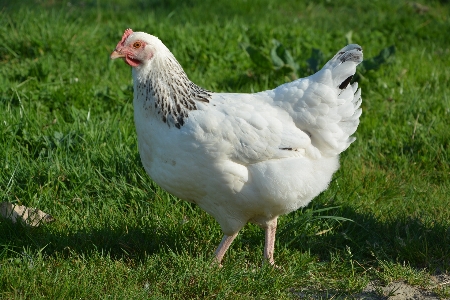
[1,0,183,12]
[280,205,450,271]
[0,221,154,261]
[1,203,449,272]
[0,0,253,24]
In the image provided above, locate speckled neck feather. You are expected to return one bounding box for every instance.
[136,53,211,129]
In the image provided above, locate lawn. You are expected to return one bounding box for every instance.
[1,0,449,298]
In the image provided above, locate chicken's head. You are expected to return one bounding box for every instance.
[110,28,157,67]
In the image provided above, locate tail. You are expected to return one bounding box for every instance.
[308,44,363,156]
[273,44,363,158]
[321,44,363,91]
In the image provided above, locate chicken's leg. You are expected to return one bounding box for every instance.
[264,218,278,265]
[214,233,238,265]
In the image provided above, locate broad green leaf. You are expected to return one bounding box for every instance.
[359,45,396,74]
[278,46,299,72]
[270,40,285,68]
[245,45,273,71]
[355,45,396,80]
[345,30,353,44]
[306,48,325,73]
[275,65,297,79]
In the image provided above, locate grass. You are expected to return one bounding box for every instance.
[1,0,449,298]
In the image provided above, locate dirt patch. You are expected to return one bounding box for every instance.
[293,274,450,299]
[355,280,439,299]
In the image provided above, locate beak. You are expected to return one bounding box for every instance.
[110,49,125,60]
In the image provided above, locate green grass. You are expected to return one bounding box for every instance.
[1,0,449,298]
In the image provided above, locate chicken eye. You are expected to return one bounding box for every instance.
[132,41,142,49]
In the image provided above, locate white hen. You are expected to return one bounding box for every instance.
[111,29,362,265]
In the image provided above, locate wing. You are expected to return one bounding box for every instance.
[189,92,320,166]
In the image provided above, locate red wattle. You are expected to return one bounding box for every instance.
[125,55,140,67]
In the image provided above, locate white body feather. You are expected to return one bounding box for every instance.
[129,32,362,235]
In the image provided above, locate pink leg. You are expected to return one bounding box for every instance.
[214,233,238,265]
[264,218,278,265]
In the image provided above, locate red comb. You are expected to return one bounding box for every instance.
[120,28,133,46]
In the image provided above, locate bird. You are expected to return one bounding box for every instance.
[110,28,362,266]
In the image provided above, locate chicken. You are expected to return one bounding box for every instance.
[110,29,362,265]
